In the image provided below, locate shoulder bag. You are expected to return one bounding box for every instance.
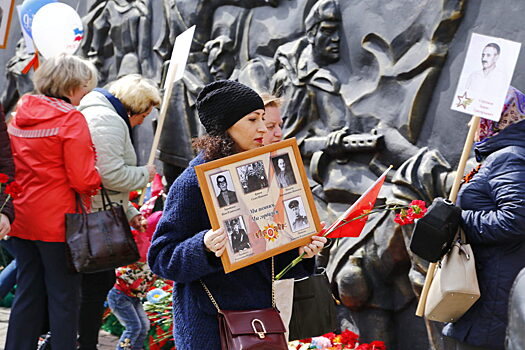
[424,228,480,322]
[288,269,338,340]
[200,257,288,349]
[410,197,462,263]
[65,186,140,273]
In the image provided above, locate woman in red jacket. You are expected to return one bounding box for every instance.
[5,54,101,350]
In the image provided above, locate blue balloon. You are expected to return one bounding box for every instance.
[19,0,57,39]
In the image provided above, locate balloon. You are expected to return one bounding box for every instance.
[19,0,57,38]
[31,3,84,59]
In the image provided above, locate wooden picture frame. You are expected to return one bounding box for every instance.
[195,138,321,273]
[0,0,15,49]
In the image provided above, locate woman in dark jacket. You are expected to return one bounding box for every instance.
[443,87,525,350]
[0,106,17,300]
[148,80,326,350]
[0,105,14,236]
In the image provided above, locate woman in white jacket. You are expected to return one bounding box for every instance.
[77,74,161,350]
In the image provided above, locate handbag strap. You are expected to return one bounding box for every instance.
[74,193,87,214]
[456,227,467,244]
[99,185,114,210]
[200,257,276,311]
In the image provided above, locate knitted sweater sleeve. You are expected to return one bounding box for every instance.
[148,167,223,283]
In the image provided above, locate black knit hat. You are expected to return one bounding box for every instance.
[196,80,264,136]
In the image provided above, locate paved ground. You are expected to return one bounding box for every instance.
[0,307,119,349]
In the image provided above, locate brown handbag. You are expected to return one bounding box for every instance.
[65,186,140,273]
[201,258,288,350]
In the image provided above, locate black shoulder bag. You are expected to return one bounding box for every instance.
[65,186,140,273]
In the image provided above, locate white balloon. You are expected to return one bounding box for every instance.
[31,3,84,58]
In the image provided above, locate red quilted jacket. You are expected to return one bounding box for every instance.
[8,95,101,242]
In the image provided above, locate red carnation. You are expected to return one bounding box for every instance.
[408,200,427,219]
[370,340,386,350]
[5,182,22,199]
[0,174,8,183]
[394,211,414,226]
[322,332,337,341]
[356,344,372,350]
[129,190,139,201]
[340,329,359,348]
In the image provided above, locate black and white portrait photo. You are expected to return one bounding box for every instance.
[225,216,251,254]
[452,33,521,121]
[236,160,269,194]
[271,154,296,188]
[465,42,506,98]
[285,197,309,233]
[212,171,238,208]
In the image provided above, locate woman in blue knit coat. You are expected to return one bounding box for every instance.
[148,80,326,350]
[443,87,525,350]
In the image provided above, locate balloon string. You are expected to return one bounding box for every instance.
[22,51,39,74]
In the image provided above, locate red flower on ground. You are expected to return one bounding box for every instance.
[340,329,359,348]
[0,174,8,183]
[5,182,22,199]
[370,340,386,350]
[322,332,337,341]
[355,344,372,350]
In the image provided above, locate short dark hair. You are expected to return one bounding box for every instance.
[216,175,227,185]
[288,200,299,209]
[485,43,501,56]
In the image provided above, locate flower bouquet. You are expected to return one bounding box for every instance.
[276,166,427,280]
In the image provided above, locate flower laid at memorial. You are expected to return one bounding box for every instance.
[288,329,386,350]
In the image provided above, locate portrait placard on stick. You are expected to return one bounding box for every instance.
[451,33,521,121]
[195,139,321,273]
[0,0,15,49]
[139,25,195,205]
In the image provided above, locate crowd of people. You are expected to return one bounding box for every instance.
[0,53,327,350]
[0,49,524,350]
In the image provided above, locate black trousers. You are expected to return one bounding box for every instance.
[5,238,81,350]
[77,270,116,350]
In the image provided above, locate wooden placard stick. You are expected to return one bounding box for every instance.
[415,115,480,316]
[138,26,196,205]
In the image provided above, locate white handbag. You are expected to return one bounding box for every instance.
[425,228,480,322]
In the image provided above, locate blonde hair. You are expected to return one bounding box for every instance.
[108,74,161,115]
[261,93,282,108]
[33,53,98,98]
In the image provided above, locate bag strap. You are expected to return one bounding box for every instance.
[200,257,276,311]
[74,193,87,214]
[456,227,467,244]
[99,185,114,210]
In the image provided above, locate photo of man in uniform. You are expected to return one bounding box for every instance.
[226,217,251,254]
[465,42,507,97]
[286,198,309,232]
[215,174,238,208]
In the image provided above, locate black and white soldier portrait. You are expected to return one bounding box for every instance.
[271,154,296,188]
[236,160,269,194]
[225,216,251,254]
[212,171,238,208]
[285,197,309,233]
